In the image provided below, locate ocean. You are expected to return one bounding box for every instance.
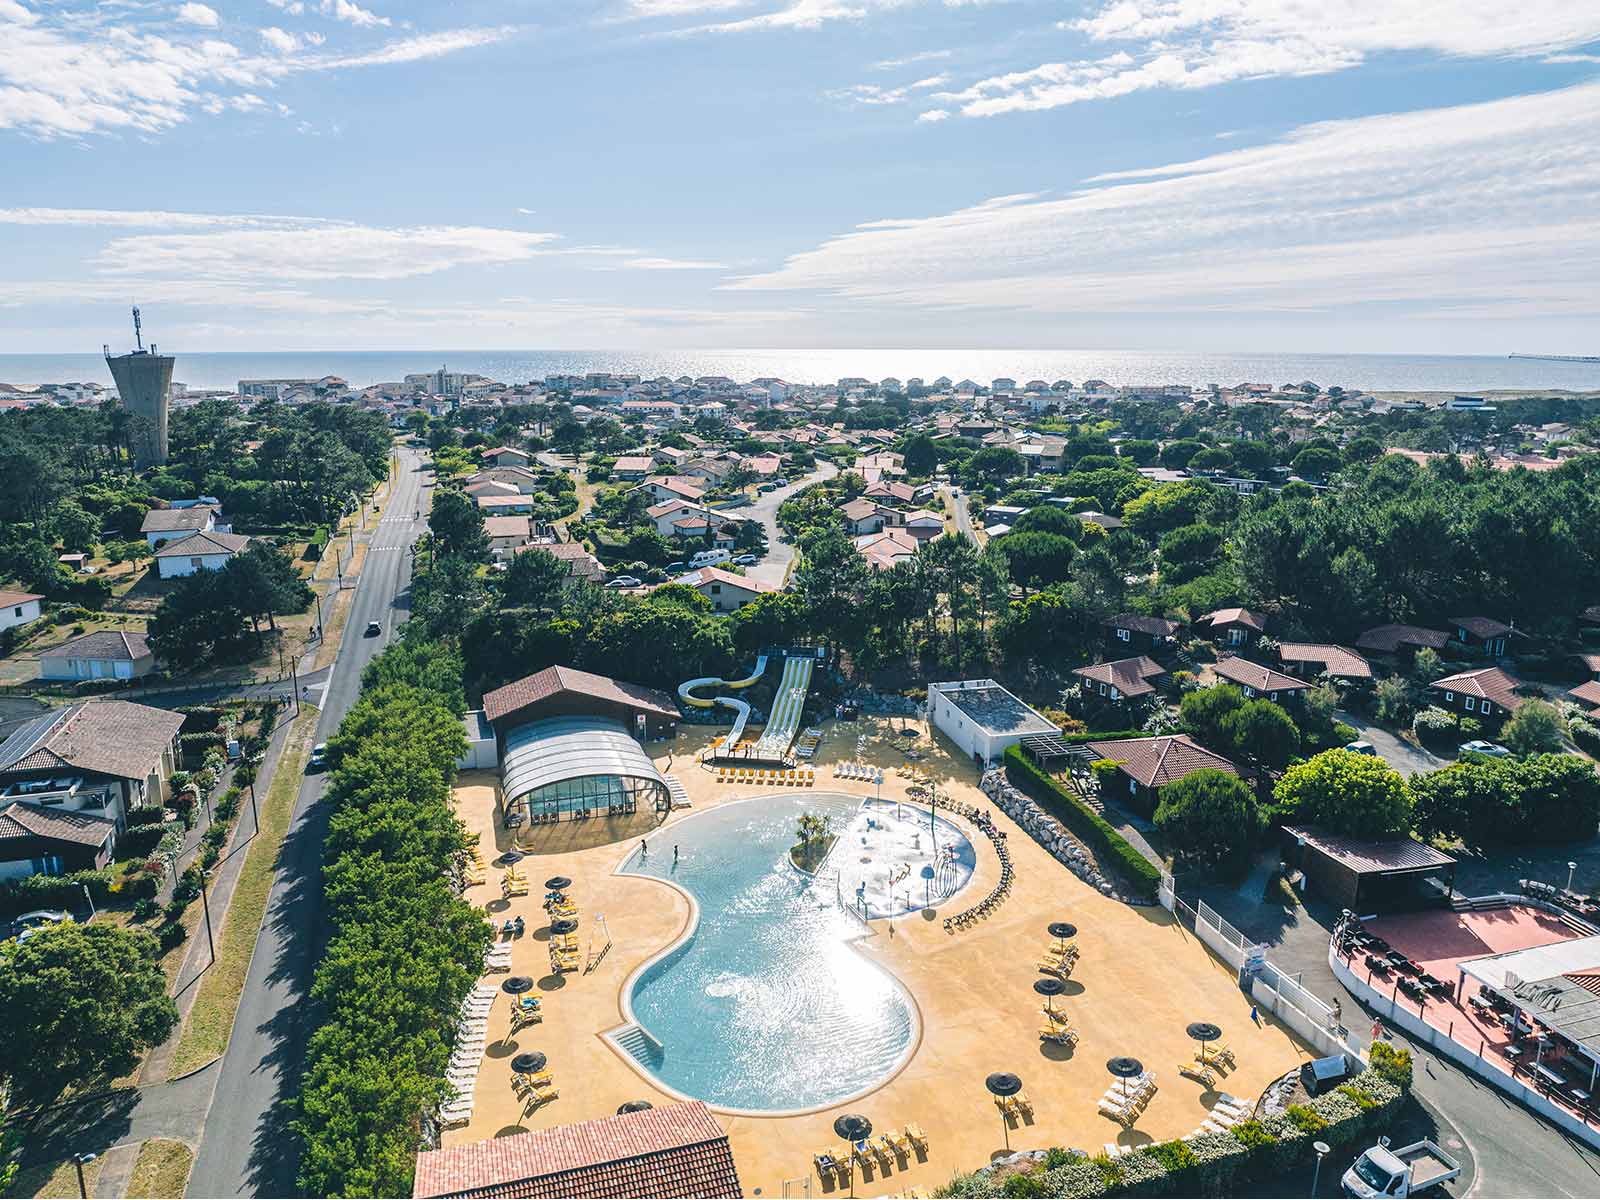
[3,348,1600,395]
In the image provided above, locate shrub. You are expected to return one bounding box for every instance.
[199,843,221,869]
[126,808,167,828]
[1004,746,1162,898]
[1285,1104,1329,1133]
[157,921,188,951]
[173,865,203,903]
[215,787,242,821]
[1231,1120,1275,1149]
[115,824,166,860]
[202,823,229,849]
[1146,1140,1197,1172]
[131,897,161,921]
[1413,705,1458,745]
[1042,1148,1079,1170]
[179,705,226,733]
[1039,1160,1116,1199]
[1572,717,1600,757]
[1000,1171,1047,1198]
[164,898,190,923]
[1369,1040,1414,1088]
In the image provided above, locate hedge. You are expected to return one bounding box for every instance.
[0,864,157,917]
[179,705,226,733]
[1004,745,1162,899]
[935,1068,1405,1198]
[180,731,226,766]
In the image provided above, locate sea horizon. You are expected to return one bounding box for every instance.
[3,347,1600,395]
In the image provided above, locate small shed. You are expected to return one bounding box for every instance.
[457,710,497,771]
[1282,824,1456,911]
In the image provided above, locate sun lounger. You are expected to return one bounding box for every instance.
[905,1123,928,1151]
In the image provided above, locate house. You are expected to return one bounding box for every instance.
[483,515,533,558]
[411,1101,741,1200]
[645,498,733,542]
[1211,656,1311,703]
[855,528,920,571]
[1428,666,1525,724]
[140,504,222,549]
[1080,734,1241,817]
[1276,643,1374,684]
[743,453,782,477]
[153,531,251,579]
[0,700,183,878]
[1198,607,1268,648]
[0,588,44,635]
[610,455,654,481]
[673,566,776,612]
[38,630,156,682]
[515,541,605,585]
[1075,510,1123,531]
[928,679,1058,766]
[1448,616,1521,658]
[841,497,887,536]
[902,509,945,542]
[481,446,532,468]
[1355,624,1451,656]
[866,480,920,507]
[464,479,522,503]
[634,477,707,505]
[468,466,542,495]
[1104,613,1183,652]
[1568,680,1600,716]
[476,493,535,516]
[1072,656,1166,704]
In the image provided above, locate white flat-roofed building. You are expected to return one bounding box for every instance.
[928,678,1057,766]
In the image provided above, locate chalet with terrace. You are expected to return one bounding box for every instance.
[0,700,183,878]
[1104,613,1183,653]
[1276,642,1373,685]
[1080,734,1242,817]
[1211,655,1311,703]
[1197,607,1267,648]
[517,541,605,585]
[1428,666,1526,725]
[1355,623,1451,657]
[673,566,776,613]
[1449,615,1521,658]
[1072,656,1167,705]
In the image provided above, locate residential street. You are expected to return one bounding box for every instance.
[1338,709,1450,777]
[724,461,837,588]
[186,446,432,1198]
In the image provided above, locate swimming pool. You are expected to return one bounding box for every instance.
[615,793,972,1112]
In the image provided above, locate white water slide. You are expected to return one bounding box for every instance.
[678,656,768,746]
[751,654,814,760]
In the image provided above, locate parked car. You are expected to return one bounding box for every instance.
[1345,740,1377,756]
[1460,740,1512,759]
[666,561,687,574]
[364,620,383,637]
[607,575,644,589]
[309,742,328,770]
[732,554,760,566]
[10,909,73,943]
[757,481,781,493]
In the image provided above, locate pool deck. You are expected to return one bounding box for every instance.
[446,717,1313,1197]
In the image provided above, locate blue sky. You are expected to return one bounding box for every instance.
[2,0,1598,353]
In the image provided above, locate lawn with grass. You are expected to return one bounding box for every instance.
[125,1139,194,1199]
[165,711,318,1076]
[2,1156,99,1200]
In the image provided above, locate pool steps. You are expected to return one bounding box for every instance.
[612,1022,666,1071]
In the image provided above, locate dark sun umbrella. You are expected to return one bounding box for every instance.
[510,1051,545,1074]
[1034,976,1066,1014]
[1107,1056,1145,1100]
[985,1072,1023,1149]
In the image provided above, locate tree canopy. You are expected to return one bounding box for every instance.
[1272,749,1412,839]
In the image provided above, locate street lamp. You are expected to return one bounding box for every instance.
[81,882,96,922]
[1569,861,1578,893]
[73,1152,96,1199]
[1311,1140,1330,1196]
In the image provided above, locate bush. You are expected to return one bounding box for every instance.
[1004,746,1162,898]
[1369,1040,1414,1087]
[115,824,166,860]
[131,897,161,921]
[200,843,221,870]
[179,705,226,733]
[1231,1120,1275,1149]
[157,920,188,951]
[1000,1171,1048,1198]
[0,867,121,918]
[180,730,226,766]
[215,787,242,821]
[1285,1103,1329,1133]
[173,865,202,903]
[126,808,167,828]
[1413,705,1458,745]
[202,823,229,849]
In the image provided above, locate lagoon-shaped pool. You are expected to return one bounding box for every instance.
[615,792,973,1112]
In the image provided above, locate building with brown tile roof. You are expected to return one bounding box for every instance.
[1211,656,1310,701]
[1197,607,1267,647]
[1276,643,1373,682]
[1354,624,1451,654]
[1446,615,1523,657]
[1081,734,1241,816]
[1428,666,1527,722]
[854,528,919,571]
[517,541,604,584]
[37,630,157,683]
[1570,680,1600,714]
[413,1101,741,1199]
[0,588,45,635]
[482,666,679,734]
[1072,656,1167,701]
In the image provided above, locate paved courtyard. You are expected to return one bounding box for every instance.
[443,717,1314,1197]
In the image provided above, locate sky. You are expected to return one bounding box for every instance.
[1,0,1598,354]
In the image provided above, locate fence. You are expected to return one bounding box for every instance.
[1161,873,1361,1061]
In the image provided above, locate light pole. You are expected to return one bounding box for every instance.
[1311,1140,1330,1196]
[1569,861,1578,892]
[73,1152,96,1199]
[199,871,216,966]
[81,883,96,922]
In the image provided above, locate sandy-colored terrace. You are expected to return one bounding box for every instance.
[445,717,1312,1197]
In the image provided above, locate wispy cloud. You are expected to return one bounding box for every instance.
[620,256,730,269]
[933,1,1600,118]
[0,0,518,138]
[175,3,219,28]
[318,0,388,28]
[730,81,1600,321]
[830,72,948,106]
[871,47,949,69]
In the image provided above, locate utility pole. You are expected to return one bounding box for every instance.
[291,660,300,717]
[199,871,216,966]
[73,1153,96,1199]
[247,771,260,837]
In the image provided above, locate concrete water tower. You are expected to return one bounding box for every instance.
[104,306,174,468]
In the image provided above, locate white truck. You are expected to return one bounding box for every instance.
[1342,1137,1461,1197]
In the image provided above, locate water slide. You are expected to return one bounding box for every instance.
[678,655,768,747]
[752,654,814,760]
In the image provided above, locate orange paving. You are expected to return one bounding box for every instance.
[445,718,1313,1196]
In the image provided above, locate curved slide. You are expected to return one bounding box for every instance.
[679,656,768,746]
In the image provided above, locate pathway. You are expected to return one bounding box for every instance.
[722,462,837,588]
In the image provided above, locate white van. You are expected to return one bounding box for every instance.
[689,548,732,568]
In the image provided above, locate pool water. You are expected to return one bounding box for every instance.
[618,793,973,1112]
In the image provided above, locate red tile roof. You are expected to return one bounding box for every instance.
[1105,613,1183,637]
[1570,680,1600,712]
[1072,656,1167,698]
[412,1101,741,1199]
[1211,656,1309,694]
[1429,666,1526,712]
[1355,624,1450,653]
[1276,643,1373,680]
[674,567,776,594]
[1448,615,1518,639]
[1201,607,1267,633]
[0,589,44,608]
[481,666,679,726]
[1081,734,1239,790]
[0,801,118,849]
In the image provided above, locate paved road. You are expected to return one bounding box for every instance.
[1339,709,1449,777]
[943,485,977,542]
[187,447,431,1199]
[723,462,837,588]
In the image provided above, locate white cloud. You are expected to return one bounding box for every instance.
[259,25,300,52]
[620,256,730,269]
[676,0,908,35]
[516,207,537,215]
[944,1,1600,118]
[175,3,219,27]
[872,47,949,69]
[318,0,388,28]
[729,81,1600,322]
[266,0,304,12]
[916,108,949,121]
[0,0,517,138]
[626,0,754,15]
[830,71,948,106]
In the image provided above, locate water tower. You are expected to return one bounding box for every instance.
[104,306,174,468]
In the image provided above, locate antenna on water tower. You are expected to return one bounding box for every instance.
[132,306,144,352]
